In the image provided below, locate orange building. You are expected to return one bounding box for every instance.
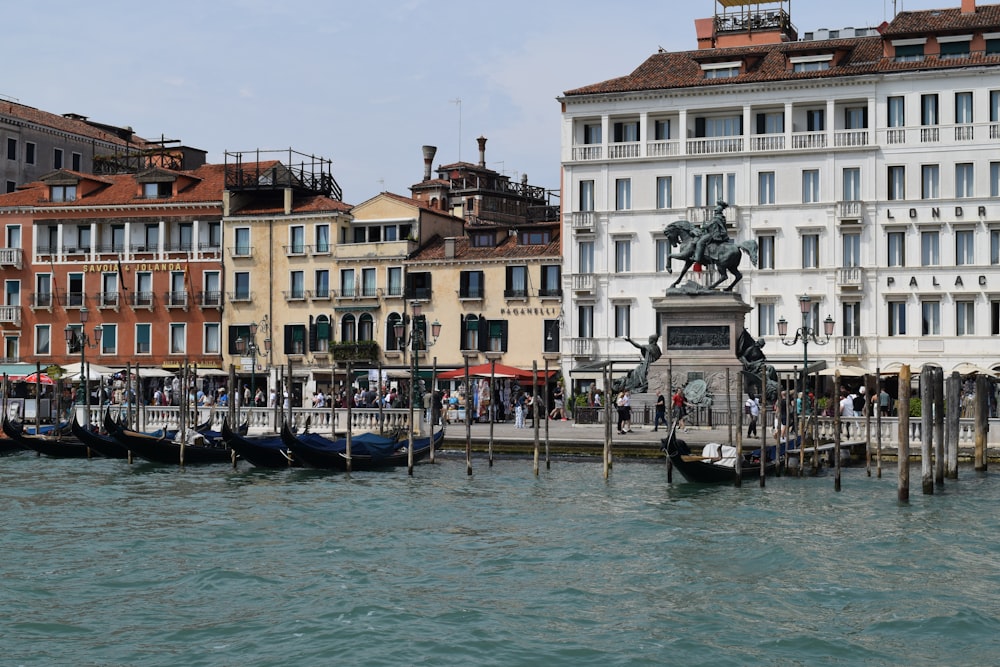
[0,163,227,372]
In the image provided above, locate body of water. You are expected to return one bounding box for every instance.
[3,452,1000,666]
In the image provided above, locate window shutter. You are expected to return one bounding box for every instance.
[478,316,490,352]
[460,271,469,297]
[695,117,706,138]
[498,320,509,352]
[613,122,623,142]
[308,315,318,352]
[756,113,765,134]
[283,324,293,354]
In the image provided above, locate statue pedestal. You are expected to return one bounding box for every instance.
[648,286,752,410]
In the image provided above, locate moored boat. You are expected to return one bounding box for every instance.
[2,417,92,458]
[105,412,233,465]
[279,422,440,470]
[661,427,778,484]
[71,416,131,459]
[221,419,296,468]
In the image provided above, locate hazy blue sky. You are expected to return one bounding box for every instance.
[7,0,953,204]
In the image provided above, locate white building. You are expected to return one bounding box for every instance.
[558,0,1000,391]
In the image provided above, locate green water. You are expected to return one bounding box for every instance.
[2,453,999,666]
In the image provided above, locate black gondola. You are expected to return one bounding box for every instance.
[279,422,441,471]
[661,426,778,484]
[2,417,91,458]
[104,412,233,465]
[71,416,130,459]
[221,419,297,468]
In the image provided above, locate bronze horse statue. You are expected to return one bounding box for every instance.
[662,220,758,291]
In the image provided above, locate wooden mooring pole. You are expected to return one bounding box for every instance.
[932,366,944,488]
[760,365,767,486]
[898,365,911,503]
[532,362,540,477]
[732,368,741,488]
[975,374,988,472]
[834,370,841,492]
[875,368,883,479]
[921,365,933,495]
[946,371,960,479]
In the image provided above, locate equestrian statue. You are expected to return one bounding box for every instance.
[662,200,757,291]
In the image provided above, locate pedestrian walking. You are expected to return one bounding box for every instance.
[672,389,688,432]
[745,394,760,438]
[653,391,667,431]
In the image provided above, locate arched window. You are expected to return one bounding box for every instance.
[463,314,479,351]
[341,314,356,342]
[386,312,402,350]
[315,314,330,352]
[358,313,374,342]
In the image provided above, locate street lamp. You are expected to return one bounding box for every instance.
[777,295,834,438]
[393,301,441,474]
[64,306,103,426]
[235,316,271,408]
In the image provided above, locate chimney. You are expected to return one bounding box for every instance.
[444,237,456,259]
[962,0,976,13]
[421,145,437,181]
[477,136,487,167]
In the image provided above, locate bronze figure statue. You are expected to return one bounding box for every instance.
[736,328,778,403]
[662,200,758,291]
[613,334,661,394]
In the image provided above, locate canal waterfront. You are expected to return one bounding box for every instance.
[3,453,1000,666]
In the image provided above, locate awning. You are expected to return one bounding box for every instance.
[0,363,40,378]
[437,362,556,383]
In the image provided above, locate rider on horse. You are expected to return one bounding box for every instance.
[692,200,731,265]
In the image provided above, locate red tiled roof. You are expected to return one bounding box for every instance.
[0,100,151,147]
[233,194,353,216]
[563,3,1000,97]
[361,190,463,218]
[411,233,561,262]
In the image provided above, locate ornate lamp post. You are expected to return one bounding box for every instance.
[393,301,441,475]
[235,316,271,407]
[64,306,103,426]
[777,295,834,437]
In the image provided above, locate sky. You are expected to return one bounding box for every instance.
[7,0,955,205]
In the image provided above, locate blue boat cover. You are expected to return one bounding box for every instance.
[295,431,399,459]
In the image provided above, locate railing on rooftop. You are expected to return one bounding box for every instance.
[224,149,342,201]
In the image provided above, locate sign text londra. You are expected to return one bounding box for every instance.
[83,263,188,273]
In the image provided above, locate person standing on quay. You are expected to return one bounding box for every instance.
[514,392,526,429]
[653,391,667,431]
[745,393,760,438]
[672,389,688,432]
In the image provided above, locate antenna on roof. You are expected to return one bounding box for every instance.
[450,98,462,162]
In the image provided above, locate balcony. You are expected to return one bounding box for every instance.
[836,266,866,290]
[571,145,602,161]
[920,126,940,143]
[98,291,120,311]
[60,292,86,309]
[0,305,20,325]
[131,291,154,309]
[0,248,23,269]
[165,291,189,310]
[686,205,739,224]
[283,244,308,257]
[791,131,826,150]
[571,211,596,233]
[538,288,563,300]
[229,246,253,259]
[839,336,865,358]
[571,337,596,358]
[503,288,528,300]
[750,134,785,151]
[197,290,223,309]
[283,290,307,302]
[30,292,53,310]
[608,142,640,159]
[836,201,864,222]
[646,140,680,157]
[687,137,743,154]
[308,289,331,301]
[834,129,870,147]
[228,291,252,303]
[572,273,596,294]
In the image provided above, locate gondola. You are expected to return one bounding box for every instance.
[71,416,131,459]
[104,412,233,465]
[2,417,92,458]
[280,422,441,471]
[661,426,778,484]
[221,419,297,468]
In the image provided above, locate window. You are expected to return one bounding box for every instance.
[806,109,825,132]
[50,185,77,202]
[845,107,868,129]
[361,268,376,297]
[921,231,940,266]
[833,302,857,339]
[34,325,50,355]
[888,301,906,336]
[579,180,594,212]
[757,303,775,336]
[957,302,975,336]
[356,314,372,344]
[77,225,91,252]
[315,224,330,253]
[314,270,330,299]
[583,124,602,144]
[956,163,974,198]
[941,38,971,59]
[289,226,305,254]
[758,235,775,269]
[340,269,355,297]
[101,272,118,307]
[505,266,528,298]
[579,241,594,273]
[702,62,741,78]
[6,225,20,249]
[955,229,974,265]
[992,162,1000,197]
[843,168,861,201]
[233,272,251,300]
[694,172,736,206]
[135,272,153,306]
[177,223,193,252]
[577,305,594,338]
[992,230,1000,265]
[136,323,152,354]
[792,58,830,72]
[67,273,84,307]
[802,169,820,203]
[614,304,630,338]
[921,300,940,336]
[894,42,925,62]
[612,121,639,143]
[100,324,116,355]
[888,231,906,267]
[144,224,159,252]
[615,178,631,210]
[656,176,673,209]
[289,271,305,299]
[142,182,171,198]
[698,116,742,138]
[843,233,861,268]
[888,166,905,200]
[758,172,775,205]
[887,96,905,144]
[615,239,631,272]
[543,319,560,354]
[341,315,356,343]
[654,119,671,140]
[802,234,819,269]
[204,323,221,355]
[6,138,15,160]
[955,91,973,126]
[233,228,251,256]
[53,148,63,170]
[386,267,402,297]
[5,181,13,194]
[656,240,671,272]
[756,112,784,134]
[72,152,81,171]
[921,94,939,142]
[34,273,52,308]
[169,323,186,354]
[921,165,939,199]
[540,265,561,297]
[25,142,35,165]
[461,314,479,351]
[460,270,485,299]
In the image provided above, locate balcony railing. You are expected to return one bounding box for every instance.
[920,126,940,143]
[791,131,826,149]
[228,291,252,303]
[608,142,641,159]
[0,248,23,269]
[538,288,563,299]
[308,289,331,301]
[687,137,743,154]
[572,274,596,293]
[131,291,154,308]
[839,336,865,358]
[836,266,866,289]
[503,288,528,300]
[571,337,595,357]
[0,305,21,325]
[229,246,253,258]
[571,145,602,161]
[98,291,119,308]
[836,200,863,220]
[750,134,785,151]
[646,140,680,157]
[165,291,189,308]
[60,292,86,308]
[198,291,223,308]
[31,292,53,309]
[571,211,596,232]
[283,290,307,301]
[834,129,870,147]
